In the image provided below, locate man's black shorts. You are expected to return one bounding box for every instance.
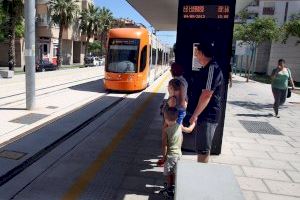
[194,121,218,155]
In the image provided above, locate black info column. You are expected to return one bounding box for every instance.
[176,0,236,155]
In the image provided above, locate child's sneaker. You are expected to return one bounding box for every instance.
[159,185,174,199]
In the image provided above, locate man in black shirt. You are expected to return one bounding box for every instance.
[189,42,224,163]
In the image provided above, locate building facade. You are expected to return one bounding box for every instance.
[0,0,93,70]
[36,0,93,66]
[245,0,300,82]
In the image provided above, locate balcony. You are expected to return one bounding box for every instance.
[37,15,49,27]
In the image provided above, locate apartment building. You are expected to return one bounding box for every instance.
[243,0,300,81]
[36,0,93,66]
[0,0,93,69]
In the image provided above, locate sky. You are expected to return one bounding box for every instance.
[94,0,177,46]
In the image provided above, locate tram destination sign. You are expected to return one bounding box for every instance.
[182,5,231,19]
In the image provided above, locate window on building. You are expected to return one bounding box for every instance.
[263,2,275,15]
[43,44,48,55]
[53,44,59,57]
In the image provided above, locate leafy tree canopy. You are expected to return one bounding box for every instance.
[282,13,300,44]
[234,17,280,47]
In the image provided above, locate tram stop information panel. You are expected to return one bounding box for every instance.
[176,0,236,155]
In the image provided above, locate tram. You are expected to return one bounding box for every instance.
[104,27,170,91]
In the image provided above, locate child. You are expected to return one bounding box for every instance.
[167,78,187,124]
[159,107,182,197]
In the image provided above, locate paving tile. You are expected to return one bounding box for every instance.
[289,141,300,148]
[232,149,271,159]
[242,166,290,181]
[250,158,294,170]
[269,152,300,162]
[255,192,300,200]
[273,146,300,154]
[289,162,300,171]
[221,141,241,149]
[226,136,258,144]
[257,139,291,147]
[242,190,258,200]
[285,171,300,183]
[238,143,276,152]
[236,177,269,192]
[261,135,294,142]
[211,155,252,166]
[291,137,300,142]
[217,164,245,176]
[264,180,300,197]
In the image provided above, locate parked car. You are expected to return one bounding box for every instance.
[23,60,57,72]
[36,60,58,72]
[84,56,100,67]
[99,57,105,66]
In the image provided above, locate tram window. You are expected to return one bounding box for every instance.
[152,48,156,65]
[107,39,139,73]
[140,45,147,72]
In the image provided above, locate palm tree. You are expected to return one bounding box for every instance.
[97,7,113,56]
[80,3,99,57]
[1,0,23,71]
[48,0,79,68]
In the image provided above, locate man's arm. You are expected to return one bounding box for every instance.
[189,90,213,124]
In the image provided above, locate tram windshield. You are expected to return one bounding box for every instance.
[107,39,139,73]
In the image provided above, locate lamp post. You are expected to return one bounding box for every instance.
[25,0,36,110]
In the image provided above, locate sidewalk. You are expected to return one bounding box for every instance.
[209,75,300,200]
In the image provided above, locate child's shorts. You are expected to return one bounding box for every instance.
[163,156,180,176]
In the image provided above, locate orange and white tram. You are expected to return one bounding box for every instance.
[104,27,170,91]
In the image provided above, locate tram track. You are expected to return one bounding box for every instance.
[0,92,128,187]
[0,75,103,107]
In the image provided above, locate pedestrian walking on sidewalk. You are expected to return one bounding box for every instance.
[189,42,224,163]
[271,59,295,118]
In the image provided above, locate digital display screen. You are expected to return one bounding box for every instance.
[182,5,230,19]
[109,39,139,46]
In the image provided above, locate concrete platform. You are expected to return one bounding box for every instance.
[0,69,300,200]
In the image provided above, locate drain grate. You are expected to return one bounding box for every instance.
[239,120,283,135]
[0,150,27,160]
[9,113,49,124]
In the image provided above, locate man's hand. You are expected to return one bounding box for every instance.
[189,115,198,124]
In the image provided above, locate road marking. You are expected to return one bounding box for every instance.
[62,73,169,200]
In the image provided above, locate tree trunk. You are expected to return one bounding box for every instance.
[57,23,64,68]
[246,56,250,82]
[85,36,90,57]
[8,16,16,71]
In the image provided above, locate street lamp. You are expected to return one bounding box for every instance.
[25,0,36,110]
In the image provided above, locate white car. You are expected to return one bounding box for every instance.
[84,56,100,67]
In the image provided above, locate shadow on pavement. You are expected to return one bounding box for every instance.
[235,113,273,117]
[228,101,279,110]
[69,79,104,93]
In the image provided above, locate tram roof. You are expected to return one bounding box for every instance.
[126,0,254,31]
